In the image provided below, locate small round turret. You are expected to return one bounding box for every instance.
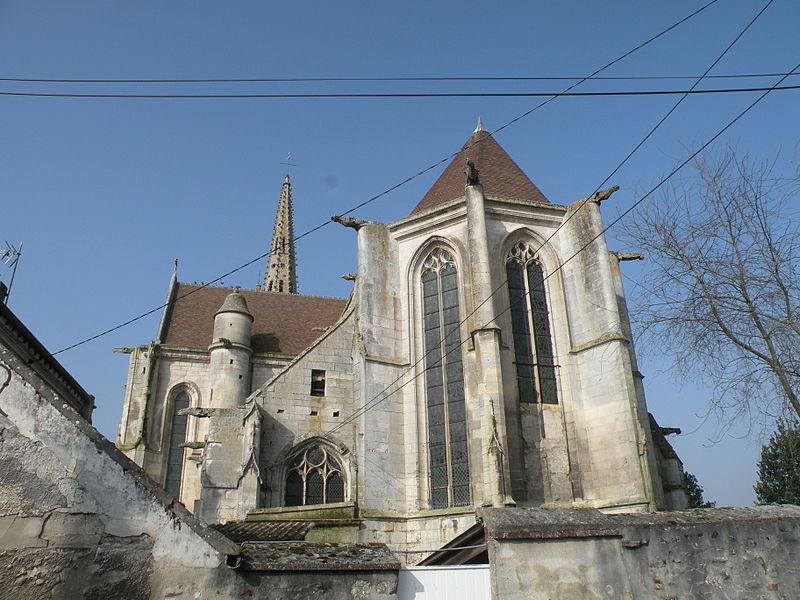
[208,288,254,408]
[212,288,254,347]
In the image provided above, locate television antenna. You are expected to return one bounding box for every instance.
[0,241,22,305]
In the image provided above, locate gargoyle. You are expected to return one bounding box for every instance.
[331,215,368,230]
[465,158,481,186]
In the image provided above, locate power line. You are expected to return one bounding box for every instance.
[591,0,775,193]
[49,0,720,358]
[49,220,332,356]
[2,72,796,84]
[2,84,797,100]
[329,60,798,436]
[326,0,778,435]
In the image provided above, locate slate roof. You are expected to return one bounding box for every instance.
[160,283,348,356]
[239,542,400,571]
[211,520,313,543]
[411,127,549,214]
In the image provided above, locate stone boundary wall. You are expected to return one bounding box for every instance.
[484,506,800,600]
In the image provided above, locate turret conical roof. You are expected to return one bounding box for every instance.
[411,122,549,215]
[215,288,254,319]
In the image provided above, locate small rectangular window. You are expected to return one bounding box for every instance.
[311,370,326,396]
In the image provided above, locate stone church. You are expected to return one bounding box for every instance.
[116,121,687,559]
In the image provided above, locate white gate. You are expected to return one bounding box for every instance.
[397,565,491,600]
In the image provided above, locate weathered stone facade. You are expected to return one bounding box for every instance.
[116,123,688,562]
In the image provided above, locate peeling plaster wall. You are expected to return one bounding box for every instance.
[0,348,238,599]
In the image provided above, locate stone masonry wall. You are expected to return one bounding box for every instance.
[486,507,800,600]
[255,307,359,509]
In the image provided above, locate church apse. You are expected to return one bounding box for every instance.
[115,122,685,561]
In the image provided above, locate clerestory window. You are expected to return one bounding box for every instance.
[506,242,558,404]
[165,391,189,496]
[284,444,345,506]
[421,247,470,508]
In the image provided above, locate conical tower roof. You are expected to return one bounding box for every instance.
[215,288,253,318]
[411,121,549,215]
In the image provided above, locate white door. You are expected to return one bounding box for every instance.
[398,565,491,600]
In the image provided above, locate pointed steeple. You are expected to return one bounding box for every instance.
[411,120,549,215]
[263,175,298,294]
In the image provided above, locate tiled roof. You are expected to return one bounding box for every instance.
[161,283,348,355]
[239,542,400,571]
[411,128,549,214]
[211,520,313,542]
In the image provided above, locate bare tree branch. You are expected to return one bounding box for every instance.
[621,147,800,424]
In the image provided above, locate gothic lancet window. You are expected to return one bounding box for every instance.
[165,391,189,496]
[421,248,470,508]
[284,445,345,506]
[506,242,558,404]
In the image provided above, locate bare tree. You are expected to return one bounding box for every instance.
[620,148,800,424]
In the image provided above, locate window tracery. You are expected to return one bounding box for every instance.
[284,444,345,506]
[421,247,470,508]
[506,241,558,404]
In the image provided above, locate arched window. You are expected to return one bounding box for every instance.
[506,242,558,404]
[165,391,190,496]
[284,444,345,506]
[421,248,470,508]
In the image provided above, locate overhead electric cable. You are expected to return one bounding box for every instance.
[329,63,798,435]
[48,0,720,358]
[1,72,796,84]
[2,84,797,99]
[326,0,777,434]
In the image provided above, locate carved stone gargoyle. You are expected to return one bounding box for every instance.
[465,158,481,186]
[331,215,368,230]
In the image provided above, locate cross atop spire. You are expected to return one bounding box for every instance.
[263,175,298,294]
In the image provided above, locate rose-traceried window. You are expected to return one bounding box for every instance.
[284,444,345,506]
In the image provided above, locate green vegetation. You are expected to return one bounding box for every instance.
[755,420,800,505]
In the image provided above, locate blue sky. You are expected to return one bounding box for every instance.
[1,1,798,506]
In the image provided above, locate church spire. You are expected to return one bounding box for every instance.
[263,175,298,294]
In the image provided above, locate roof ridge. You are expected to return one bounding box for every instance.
[176,282,347,302]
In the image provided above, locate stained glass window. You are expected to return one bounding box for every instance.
[506,242,559,404]
[284,444,345,506]
[165,391,189,496]
[422,248,471,508]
